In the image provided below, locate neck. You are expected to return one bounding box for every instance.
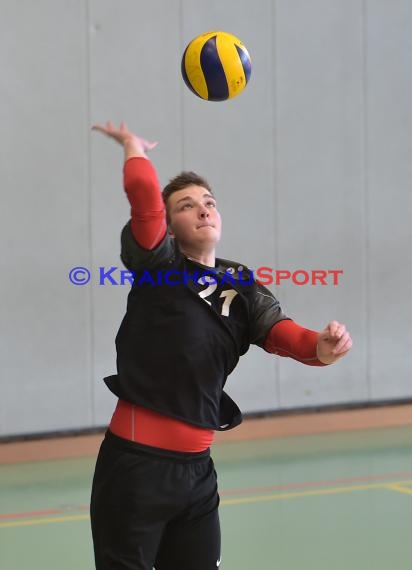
[180,245,216,268]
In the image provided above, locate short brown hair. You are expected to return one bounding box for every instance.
[162,171,213,208]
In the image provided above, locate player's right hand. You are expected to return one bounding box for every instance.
[92,121,157,155]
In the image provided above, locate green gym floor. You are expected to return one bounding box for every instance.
[1,426,412,569]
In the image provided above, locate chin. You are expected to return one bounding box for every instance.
[205,237,221,247]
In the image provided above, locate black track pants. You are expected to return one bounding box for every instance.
[90,431,221,570]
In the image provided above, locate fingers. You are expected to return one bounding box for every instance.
[327,320,341,337]
[145,141,158,152]
[332,331,352,355]
[323,320,352,355]
[326,320,345,341]
[119,121,132,136]
[91,122,157,152]
[91,123,107,134]
[91,120,120,135]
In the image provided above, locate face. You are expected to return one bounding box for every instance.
[167,185,222,250]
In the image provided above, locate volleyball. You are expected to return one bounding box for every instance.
[181,31,252,101]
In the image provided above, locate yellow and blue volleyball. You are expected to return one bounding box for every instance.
[181,31,252,101]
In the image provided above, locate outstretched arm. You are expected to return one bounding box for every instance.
[264,319,352,365]
[92,121,167,250]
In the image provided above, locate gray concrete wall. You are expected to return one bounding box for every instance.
[1,0,411,436]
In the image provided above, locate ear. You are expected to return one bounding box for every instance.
[168,226,175,238]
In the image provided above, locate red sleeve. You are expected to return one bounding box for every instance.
[123,157,167,250]
[263,319,327,366]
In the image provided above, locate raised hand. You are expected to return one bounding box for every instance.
[92,121,157,159]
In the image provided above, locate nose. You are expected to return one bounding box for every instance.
[199,205,209,219]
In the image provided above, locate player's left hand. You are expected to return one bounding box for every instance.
[316,320,352,364]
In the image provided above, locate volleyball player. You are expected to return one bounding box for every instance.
[90,121,352,570]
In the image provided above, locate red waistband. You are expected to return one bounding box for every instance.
[108,400,214,452]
